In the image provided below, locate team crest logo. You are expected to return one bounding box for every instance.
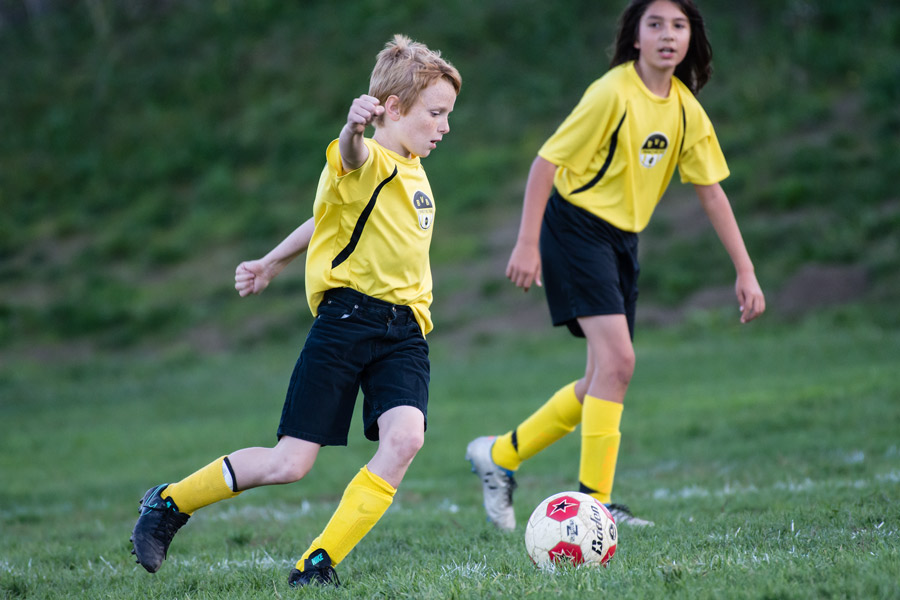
[412,191,434,230]
[639,132,669,168]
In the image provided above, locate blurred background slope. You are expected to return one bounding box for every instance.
[1,0,898,359]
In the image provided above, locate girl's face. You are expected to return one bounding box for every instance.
[634,0,691,73]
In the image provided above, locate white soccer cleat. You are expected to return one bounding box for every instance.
[605,503,655,527]
[466,436,517,531]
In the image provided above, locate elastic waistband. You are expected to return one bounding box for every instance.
[323,287,414,316]
[548,189,636,245]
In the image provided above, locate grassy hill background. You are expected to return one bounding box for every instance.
[2,0,898,358]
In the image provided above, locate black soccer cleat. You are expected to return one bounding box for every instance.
[130,484,190,573]
[288,548,341,588]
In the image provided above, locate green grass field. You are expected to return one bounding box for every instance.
[2,313,899,599]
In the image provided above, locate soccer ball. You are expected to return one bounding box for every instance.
[524,491,617,568]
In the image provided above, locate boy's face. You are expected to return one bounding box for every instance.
[634,0,691,72]
[386,78,457,159]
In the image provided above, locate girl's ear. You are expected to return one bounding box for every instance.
[383,95,403,121]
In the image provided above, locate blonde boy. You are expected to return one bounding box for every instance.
[130,35,460,588]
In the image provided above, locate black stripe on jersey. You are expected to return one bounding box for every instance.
[331,165,399,269]
[571,111,627,195]
[678,106,686,155]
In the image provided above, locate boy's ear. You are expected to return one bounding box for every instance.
[383,95,403,121]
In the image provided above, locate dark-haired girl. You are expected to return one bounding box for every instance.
[467,0,765,530]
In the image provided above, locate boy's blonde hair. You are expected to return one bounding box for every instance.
[369,34,461,121]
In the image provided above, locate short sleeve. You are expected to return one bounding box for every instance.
[539,78,624,175]
[324,138,345,177]
[324,138,383,204]
[678,105,730,185]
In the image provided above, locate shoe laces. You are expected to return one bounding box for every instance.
[504,472,518,503]
[148,502,189,542]
[292,564,341,588]
[605,503,632,517]
[318,565,341,587]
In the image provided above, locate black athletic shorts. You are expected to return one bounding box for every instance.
[277,287,429,446]
[540,190,639,339]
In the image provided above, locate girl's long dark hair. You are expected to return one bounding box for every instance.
[609,0,713,94]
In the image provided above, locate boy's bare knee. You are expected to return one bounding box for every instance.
[399,430,425,461]
[382,428,424,463]
[269,446,315,483]
[266,437,319,484]
[273,458,312,484]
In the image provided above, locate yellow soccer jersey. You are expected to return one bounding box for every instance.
[538,61,729,232]
[305,138,436,335]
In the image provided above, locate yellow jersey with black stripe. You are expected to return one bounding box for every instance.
[305,138,436,335]
[538,61,729,233]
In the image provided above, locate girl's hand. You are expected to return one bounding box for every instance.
[736,271,765,323]
[506,242,543,292]
[235,261,272,297]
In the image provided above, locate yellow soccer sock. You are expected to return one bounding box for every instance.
[296,465,395,569]
[491,381,582,471]
[578,396,623,504]
[162,455,242,515]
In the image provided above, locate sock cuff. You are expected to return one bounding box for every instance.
[555,381,583,427]
[559,380,579,400]
[582,395,624,433]
[162,454,237,515]
[360,466,397,497]
[491,432,519,471]
[222,456,238,492]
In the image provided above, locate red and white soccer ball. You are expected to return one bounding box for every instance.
[524,491,617,568]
